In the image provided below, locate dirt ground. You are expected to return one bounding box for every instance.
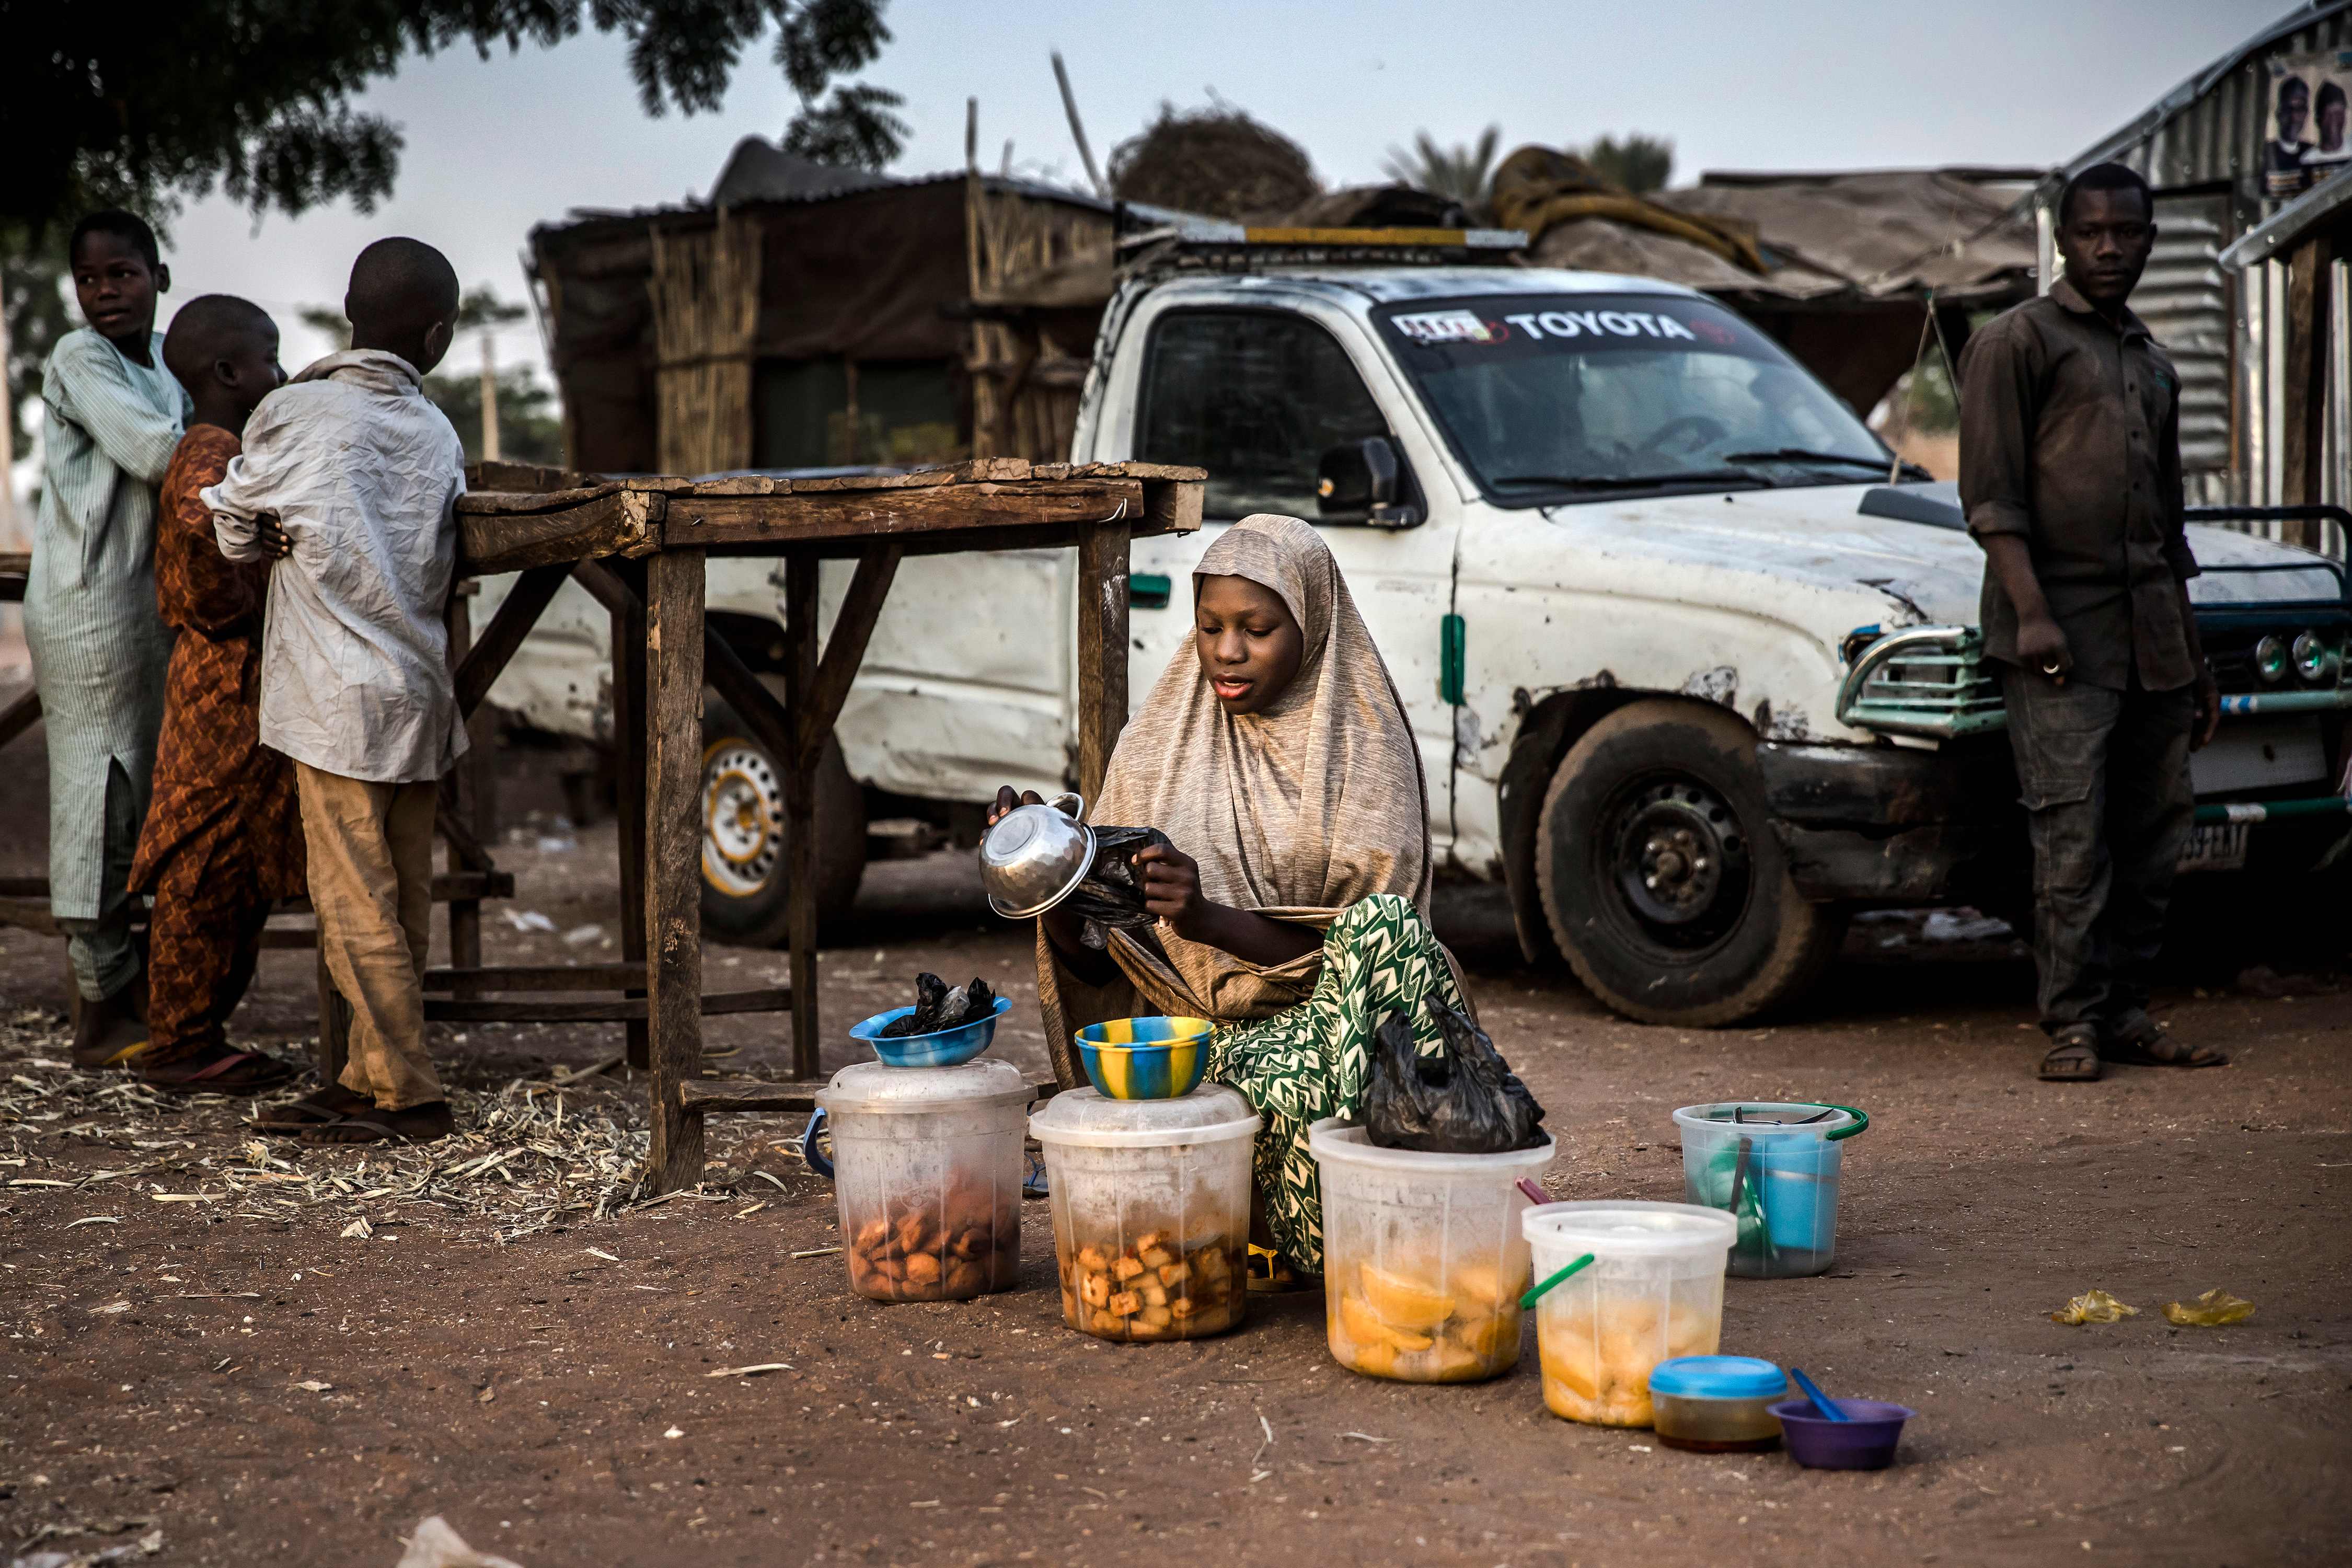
[0,716,2345,1567]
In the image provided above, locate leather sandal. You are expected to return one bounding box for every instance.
[298,1101,456,1146]
[2101,1014,2228,1069]
[251,1085,374,1134]
[140,1046,296,1096]
[2038,1024,2103,1082]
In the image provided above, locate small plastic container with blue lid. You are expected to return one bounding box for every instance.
[1648,1356,1790,1451]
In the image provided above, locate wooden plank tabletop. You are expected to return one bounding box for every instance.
[456,459,1204,574]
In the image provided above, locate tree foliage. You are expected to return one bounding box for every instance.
[1578,133,1675,195]
[0,1,903,233]
[1381,127,1503,206]
[2,233,76,450]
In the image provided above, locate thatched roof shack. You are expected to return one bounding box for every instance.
[529,139,1132,475]
[1519,164,2041,414]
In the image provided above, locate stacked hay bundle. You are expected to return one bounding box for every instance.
[1108,102,1321,221]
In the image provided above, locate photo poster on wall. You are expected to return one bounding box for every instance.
[2266,49,2352,200]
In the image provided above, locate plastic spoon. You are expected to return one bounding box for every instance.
[1520,1252,1594,1310]
[1788,1366,1851,1422]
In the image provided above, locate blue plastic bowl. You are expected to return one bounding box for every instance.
[851,996,1009,1068]
[1769,1398,1915,1470]
[1073,1016,1215,1099]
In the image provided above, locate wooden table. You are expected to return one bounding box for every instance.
[449,459,1202,1191]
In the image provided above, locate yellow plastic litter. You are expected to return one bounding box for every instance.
[2049,1288,2140,1324]
[2162,1289,2255,1327]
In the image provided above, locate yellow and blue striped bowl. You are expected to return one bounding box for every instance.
[1074,1016,1215,1100]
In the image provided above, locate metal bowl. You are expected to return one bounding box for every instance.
[979,793,1094,919]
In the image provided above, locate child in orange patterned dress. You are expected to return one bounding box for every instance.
[129,297,305,1093]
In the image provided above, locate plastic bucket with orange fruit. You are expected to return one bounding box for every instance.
[1307,1119,1557,1383]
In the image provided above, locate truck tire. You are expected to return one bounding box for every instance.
[1535,699,1842,1026]
[699,697,867,948]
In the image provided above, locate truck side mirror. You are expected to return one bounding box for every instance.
[1317,436,1423,528]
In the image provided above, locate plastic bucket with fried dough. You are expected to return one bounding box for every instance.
[1523,1201,1736,1427]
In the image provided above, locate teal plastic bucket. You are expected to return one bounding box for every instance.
[1671,1103,1866,1278]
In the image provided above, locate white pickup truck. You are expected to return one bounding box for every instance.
[491,245,2352,1026]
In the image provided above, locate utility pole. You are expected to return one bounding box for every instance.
[479,326,500,464]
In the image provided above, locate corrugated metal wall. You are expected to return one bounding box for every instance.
[2139,193,2235,485]
[2052,4,2352,534]
[2102,8,2352,192]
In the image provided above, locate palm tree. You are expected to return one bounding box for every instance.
[1579,133,1674,194]
[1381,126,1502,205]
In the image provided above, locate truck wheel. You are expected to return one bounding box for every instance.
[1535,699,1842,1026]
[699,697,867,947]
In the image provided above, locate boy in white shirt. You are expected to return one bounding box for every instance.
[205,238,468,1145]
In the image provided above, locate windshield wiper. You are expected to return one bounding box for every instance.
[1489,469,1767,492]
[1723,448,1934,481]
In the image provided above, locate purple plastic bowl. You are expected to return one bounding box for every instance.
[1768,1398,1915,1470]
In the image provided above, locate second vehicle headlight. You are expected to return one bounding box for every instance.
[2292,630,2339,684]
[2256,633,2290,683]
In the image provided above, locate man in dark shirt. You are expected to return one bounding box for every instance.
[1958,160,2225,1083]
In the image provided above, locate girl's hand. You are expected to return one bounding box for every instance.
[1133,841,1209,939]
[987,785,1044,829]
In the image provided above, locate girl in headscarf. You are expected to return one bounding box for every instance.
[992,514,1472,1285]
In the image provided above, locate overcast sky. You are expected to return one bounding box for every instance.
[144,0,2299,382]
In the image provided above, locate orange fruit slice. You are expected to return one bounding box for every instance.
[1358,1262,1456,1330]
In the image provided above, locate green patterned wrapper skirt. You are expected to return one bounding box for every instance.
[1206,894,1467,1275]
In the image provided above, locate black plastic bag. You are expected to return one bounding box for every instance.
[879,973,999,1037]
[1362,996,1547,1154]
[1061,825,1172,950]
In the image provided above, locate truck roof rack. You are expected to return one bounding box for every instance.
[1116,212,1527,272]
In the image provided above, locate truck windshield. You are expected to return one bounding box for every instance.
[1376,294,1892,502]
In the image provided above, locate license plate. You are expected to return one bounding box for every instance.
[2176,821,2249,873]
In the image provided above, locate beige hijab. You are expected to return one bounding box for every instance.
[1038,514,1434,1076]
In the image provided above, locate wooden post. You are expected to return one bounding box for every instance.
[644,548,707,1191]
[442,585,484,998]
[1075,519,1131,801]
[609,563,652,1070]
[2285,235,2335,542]
[782,552,822,1081]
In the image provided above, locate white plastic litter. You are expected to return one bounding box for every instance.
[394,1517,525,1568]
[500,910,557,934]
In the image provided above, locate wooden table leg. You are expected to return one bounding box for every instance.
[782,552,822,1082]
[610,563,652,1070]
[645,547,707,1192]
[443,586,484,998]
[1075,520,1131,802]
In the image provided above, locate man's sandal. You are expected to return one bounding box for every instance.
[298,1102,457,1147]
[251,1086,374,1135]
[2101,1017,2228,1069]
[2038,1025,2103,1082]
[140,1047,296,1096]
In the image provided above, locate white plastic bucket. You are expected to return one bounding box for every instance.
[1523,1201,1736,1427]
[814,1057,1033,1302]
[1309,1120,1555,1382]
[1030,1086,1260,1341]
